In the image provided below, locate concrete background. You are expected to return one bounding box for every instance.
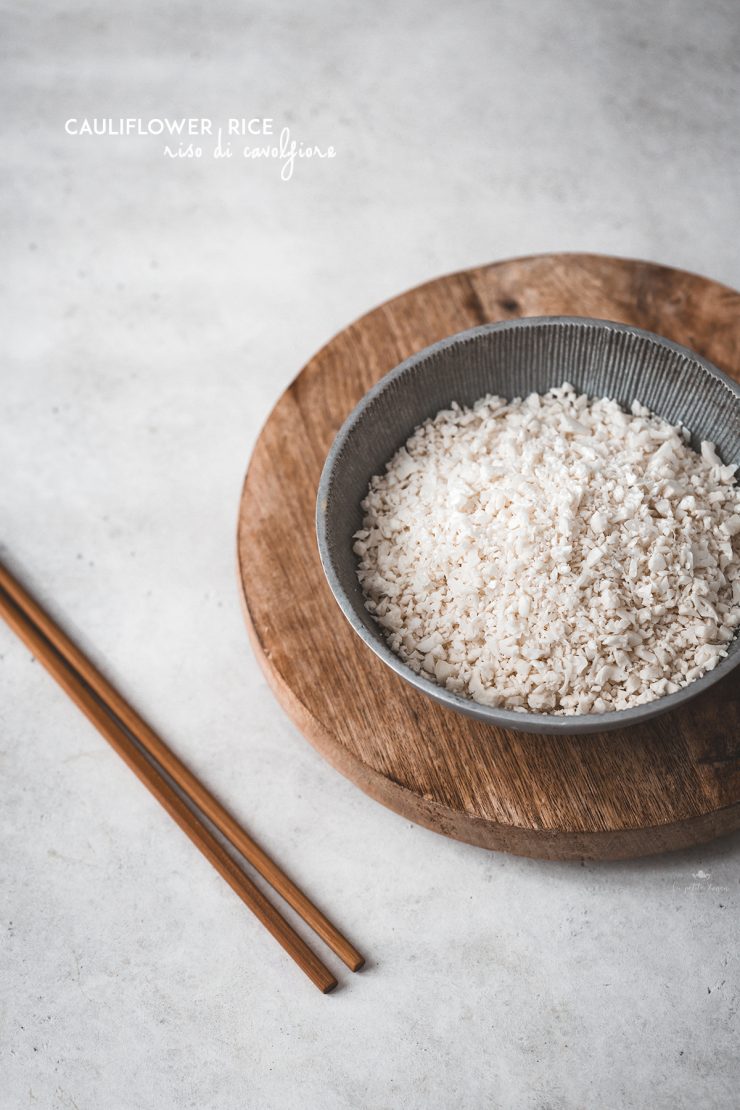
[1,2,739,1107]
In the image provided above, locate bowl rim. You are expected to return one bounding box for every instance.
[316,315,740,735]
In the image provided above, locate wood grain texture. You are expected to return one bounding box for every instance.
[237,253,740,860]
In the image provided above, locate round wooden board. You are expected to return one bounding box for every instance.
[237,253,740,860]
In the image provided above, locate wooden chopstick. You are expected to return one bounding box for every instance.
[0,568,359,994]
[0,586,337,994]
[0,561,363,974]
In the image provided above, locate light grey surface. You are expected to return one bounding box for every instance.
[1,2,739,1108]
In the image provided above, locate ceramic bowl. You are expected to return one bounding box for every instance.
[316,317,740,734]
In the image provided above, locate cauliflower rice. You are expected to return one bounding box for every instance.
[353,383,740,714]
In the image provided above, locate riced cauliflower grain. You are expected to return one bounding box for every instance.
[354,383,740,714]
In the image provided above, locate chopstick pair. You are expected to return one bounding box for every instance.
[0,561,364,993]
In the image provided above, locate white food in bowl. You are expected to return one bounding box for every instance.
[354,383,740,715]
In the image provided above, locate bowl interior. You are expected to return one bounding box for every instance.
[317,317,740,732]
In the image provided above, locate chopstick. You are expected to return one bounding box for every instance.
[0,562,364,990]
[0,561,363,974]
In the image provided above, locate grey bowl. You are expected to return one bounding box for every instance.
[316,317,740,735]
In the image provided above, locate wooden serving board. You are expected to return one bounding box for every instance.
[237,253,740,860]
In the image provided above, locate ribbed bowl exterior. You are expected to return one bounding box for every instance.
[316,317,740,735]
